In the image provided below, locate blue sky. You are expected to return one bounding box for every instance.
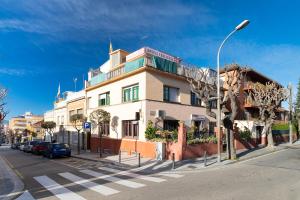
[1,0,299,119]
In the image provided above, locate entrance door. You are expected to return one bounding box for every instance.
[87,132,91,150]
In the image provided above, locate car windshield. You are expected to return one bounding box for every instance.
[30,141,38,145]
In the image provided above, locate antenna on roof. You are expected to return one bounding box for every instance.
[73,77,77,92]
[109,39,113,53]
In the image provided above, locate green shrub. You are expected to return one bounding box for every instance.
[239,128,252,142]
[187,135,217,145]
[272,123,289,130]
[272,123,297,132]
[145,121,158,140]
[187,130,194,141]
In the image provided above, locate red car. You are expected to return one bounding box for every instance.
[32,142,50,155]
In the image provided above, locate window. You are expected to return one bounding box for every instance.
[163,86,179,102]
[61,116,64,125]
[77,108,83,115]
[209,100,217,109]
[122,84,139,102]
[101,121,110,136]
[209,122,216,135]
[69,110,75,121]
[57,116,60,125]
[87,97,92,109]
[191,92,201,106]
[163,120,179,131]
[122,120,139,138]
[99,92,110,106]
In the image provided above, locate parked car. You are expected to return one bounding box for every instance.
[43,143,71,159]
[11,143,17,149]
[23,141,39,153]
[19,142,26,151]
[32,142,50,155]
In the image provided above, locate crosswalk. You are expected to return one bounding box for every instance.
[16,166,184,200]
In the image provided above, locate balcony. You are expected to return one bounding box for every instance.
[243,81,255,91]
[87,57,146,87]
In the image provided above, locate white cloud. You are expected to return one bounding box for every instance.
[0,68,27,76]
[0,0,216,41]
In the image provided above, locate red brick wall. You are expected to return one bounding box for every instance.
[165,142,218,160]
[90,137,157,159]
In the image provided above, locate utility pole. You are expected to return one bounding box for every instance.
[289,83,293,144]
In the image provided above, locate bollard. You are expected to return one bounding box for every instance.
[119,150,121,163]
[204,151,207,167]
[138,153,141,167]
[172,153,175,170]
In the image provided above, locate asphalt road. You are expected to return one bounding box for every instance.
[2,145,300,200]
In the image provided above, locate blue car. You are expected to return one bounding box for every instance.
[44,143,71,159]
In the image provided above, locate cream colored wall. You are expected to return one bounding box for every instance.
[145,70,190,104]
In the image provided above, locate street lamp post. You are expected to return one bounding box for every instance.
[288,83,293,144]
[216,20,250,163]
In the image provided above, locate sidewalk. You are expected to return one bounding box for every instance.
[71,141,300,173]
[72,151,154,168]
[0,145,24,200]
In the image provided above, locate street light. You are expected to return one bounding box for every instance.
[216,20,250,163]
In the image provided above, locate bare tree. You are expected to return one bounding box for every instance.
[184,64,246,159]
[41,121,56,142]
[90,109,110,158]
[0,87,8,123]
[249,82,289,147]
[184,66,217,118]
[221,65,247,159]
[70,114,85,154]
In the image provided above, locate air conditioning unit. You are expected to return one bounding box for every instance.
[155,110,165,119]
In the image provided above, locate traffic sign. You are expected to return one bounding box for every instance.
[83,122,91,130]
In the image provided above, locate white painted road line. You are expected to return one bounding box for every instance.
[59,172,119,196]
[34,175,85,200]
[80,169,145,188]
[15,190,35,200]
[100,167,166,183]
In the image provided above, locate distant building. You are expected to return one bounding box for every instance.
[9,112,43,142]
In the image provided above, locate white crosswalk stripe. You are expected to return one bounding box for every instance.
[34,175,85,200]
[28,165,183,199]
[158,173,183,178]
[100,167,166,183]
[59,172,119,196]
[15,190,35,200]
[80,169,146,188]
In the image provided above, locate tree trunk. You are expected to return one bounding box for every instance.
[77,130,80,155]
[229,129,236,159]
[267,125,274,148]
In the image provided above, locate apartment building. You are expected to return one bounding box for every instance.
[220,65,288,142]
[85,46,217,142]
[9,112,43,142]
[44,90,85,146]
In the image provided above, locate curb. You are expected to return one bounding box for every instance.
[71,154,133,169]
[0,156,24,200]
